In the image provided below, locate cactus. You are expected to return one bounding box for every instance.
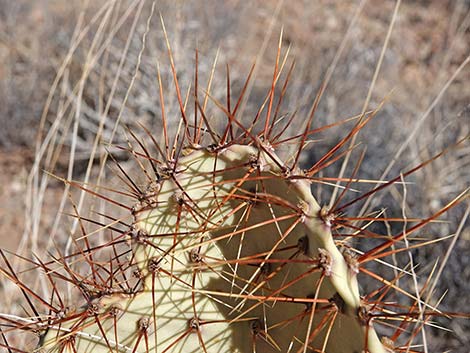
[38,143,387,352]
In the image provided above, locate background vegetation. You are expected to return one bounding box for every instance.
[0,0,468,351]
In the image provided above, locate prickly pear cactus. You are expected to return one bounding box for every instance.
[39,144,387,353]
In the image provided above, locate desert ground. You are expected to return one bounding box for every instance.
[0,0,469,351]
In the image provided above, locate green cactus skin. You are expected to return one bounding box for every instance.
[39,144,387,353]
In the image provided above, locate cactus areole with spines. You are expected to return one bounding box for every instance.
[39,143,387,353]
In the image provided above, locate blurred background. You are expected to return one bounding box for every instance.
[0,0,469,351]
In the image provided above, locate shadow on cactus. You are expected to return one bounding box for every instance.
[1,12,469,353]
